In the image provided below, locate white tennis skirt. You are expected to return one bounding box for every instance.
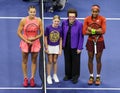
[48,45,59,54]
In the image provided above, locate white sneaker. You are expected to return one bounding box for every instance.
[53,74,59,83]
[47,75,52,84]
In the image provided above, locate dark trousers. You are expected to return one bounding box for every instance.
[64,47,81,79]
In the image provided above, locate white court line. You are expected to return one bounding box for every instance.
[1,17,120,20]
[47,87,120,90]
[0,87,42,90]
[0,87,120,90]
[44,17,120,20]
[0,17,23,19]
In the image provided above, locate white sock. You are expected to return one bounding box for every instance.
[96,74,100,77]
[90,74,94,77]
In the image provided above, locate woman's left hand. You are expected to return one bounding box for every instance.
[77,49,81,54]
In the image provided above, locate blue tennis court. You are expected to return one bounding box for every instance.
[0,0,120,93]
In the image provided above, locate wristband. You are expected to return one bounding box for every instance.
[91,29,96,34]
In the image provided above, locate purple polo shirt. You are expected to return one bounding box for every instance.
[45,25,62,46]
[62,19,84,50]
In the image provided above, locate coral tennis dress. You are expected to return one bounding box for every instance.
[20,17,41,53]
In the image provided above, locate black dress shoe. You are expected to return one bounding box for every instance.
[71,77,78,84]
[63,76,71,81]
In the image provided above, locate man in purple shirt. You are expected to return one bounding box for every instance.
[62,8,84,84]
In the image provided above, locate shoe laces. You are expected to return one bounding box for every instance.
[89,76,94,81]
[96,77,100,81]
[53,74,59,82]
[24,78,28,82]
[30,78,34,83]
[53,74,58,79]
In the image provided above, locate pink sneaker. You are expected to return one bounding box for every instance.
[30,78,35,87]
[23,78,28,87]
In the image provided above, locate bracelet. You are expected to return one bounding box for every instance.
[91,29,96,35]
